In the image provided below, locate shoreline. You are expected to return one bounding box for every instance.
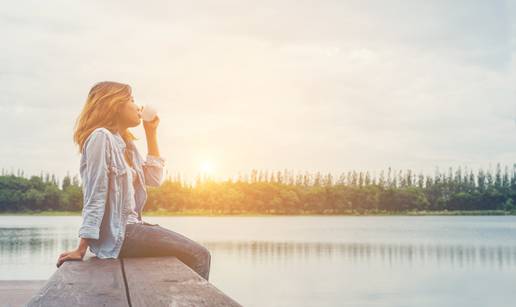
[0,210,515,216]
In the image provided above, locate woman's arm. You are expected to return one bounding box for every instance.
[142,153,166,186]
[57,130,110,267]
[142,115,166,186]
[145,125,160,157]
[78,130,110,239]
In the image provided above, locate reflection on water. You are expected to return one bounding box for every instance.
[3,226,516,270]
[2,216,516,307]
[203,241,516,269]
[0,227,79,262]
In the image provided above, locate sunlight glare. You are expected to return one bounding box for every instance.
[200,160,215,174]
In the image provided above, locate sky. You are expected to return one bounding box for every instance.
[1,0,515,184]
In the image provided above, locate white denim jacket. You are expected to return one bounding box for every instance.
[78,127,165,258]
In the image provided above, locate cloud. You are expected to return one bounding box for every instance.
[0,0,514,183]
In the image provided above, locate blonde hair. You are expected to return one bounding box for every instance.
[73,81,138,166]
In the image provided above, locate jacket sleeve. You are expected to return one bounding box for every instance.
[142,154,166,187]
[78,130,111,240]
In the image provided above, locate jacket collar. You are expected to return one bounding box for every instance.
[113,131,127,150]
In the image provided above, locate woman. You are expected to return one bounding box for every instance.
[56,81,211,281]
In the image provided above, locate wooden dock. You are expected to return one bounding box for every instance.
[25,255,242,307]
[0,280,46,307]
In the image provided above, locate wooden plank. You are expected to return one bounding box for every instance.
[0,280,47,307]
[26,257,128,307]
[123,257,242,307]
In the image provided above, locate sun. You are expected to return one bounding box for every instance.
[199,160,215,174]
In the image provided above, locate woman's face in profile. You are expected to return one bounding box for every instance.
[118,96,142,128]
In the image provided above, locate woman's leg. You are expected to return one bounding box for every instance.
[119,223,211,281]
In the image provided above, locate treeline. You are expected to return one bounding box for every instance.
[0,170,83,212]
[1,164,515,214]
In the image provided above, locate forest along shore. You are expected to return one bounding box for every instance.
[2,165,515,214]
[0,209,515,216]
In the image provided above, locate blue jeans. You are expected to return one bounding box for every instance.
[119,221,211,281]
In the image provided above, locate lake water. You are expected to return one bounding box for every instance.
[1,215,516,306]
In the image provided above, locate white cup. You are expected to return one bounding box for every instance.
[141,104,158,122]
